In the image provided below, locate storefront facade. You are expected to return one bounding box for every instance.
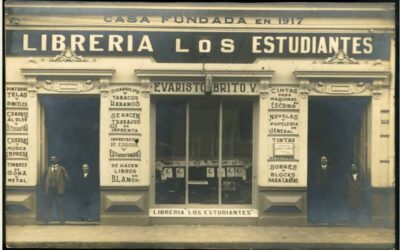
[5,2,396,227]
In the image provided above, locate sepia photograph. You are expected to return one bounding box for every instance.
[4,0,397,249]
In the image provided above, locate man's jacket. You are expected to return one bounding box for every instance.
[43,164,69,195]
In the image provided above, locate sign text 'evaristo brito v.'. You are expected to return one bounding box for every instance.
[6,31,390,63]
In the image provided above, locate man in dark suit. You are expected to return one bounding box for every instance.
[346,163,364,221]
[76,163,96,221]
[43,156,69,223]
[314,156,332,198]
[313,155,333,222]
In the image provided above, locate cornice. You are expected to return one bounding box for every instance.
[4,2,395,24]
[5,1,394,12]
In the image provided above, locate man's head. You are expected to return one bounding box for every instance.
[50,156,58,165]
[82,164,90,173]
[351,164,358,174]
[321,156,328,165]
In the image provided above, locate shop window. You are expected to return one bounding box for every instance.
[155,99,253,205]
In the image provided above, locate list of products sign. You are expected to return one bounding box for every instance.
[108,87,142,184]
[267,87,300,185]
[6,85,30,185]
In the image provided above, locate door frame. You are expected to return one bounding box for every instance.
[294,66,390,225]
[21,66,115,223]
[149,95,260,209]
[306,95,372,224]
[36,94,102,222]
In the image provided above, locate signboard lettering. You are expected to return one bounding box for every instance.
[267,86,300,186]
[106,86,144,185]
[110,87,141,108]
[6,136,29,160]
[6,111,29,133]
[6,161,29,184]
[6,84,30,186]
[269,87,299,110]
[102,15,303,25]
[6,31,390,62]
[268,137,298,161]
[268,162,299,184]
[110,111,141,134]
[268,112,299,134]
[6,86,28,108]
[111,162,140,183]
[151,81,258,95]
[6,135,29,184]
[150,208,258,217]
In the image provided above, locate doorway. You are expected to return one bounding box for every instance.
[37,95,100,222]
[307,97,371,225]
[154,97,254,206]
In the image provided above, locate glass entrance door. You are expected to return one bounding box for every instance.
[188,101,219,204]
[155,98,253,205]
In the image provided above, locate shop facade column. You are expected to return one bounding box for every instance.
[99,80,151,225]
[5,75,38,224]
[257,78,308,226]
[370,79,395,227]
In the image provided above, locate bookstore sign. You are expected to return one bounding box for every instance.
[6,31,390,63]
[150,208,258,217]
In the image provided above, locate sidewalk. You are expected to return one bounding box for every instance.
[6,225,396,249]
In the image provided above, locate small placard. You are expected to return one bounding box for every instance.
[226,167,235,177]
[150,208,258,217]
[188,181,208,185]
[165,168,173,178]
[219,168,226,178]
[274,143,294,156]
[235,167,243,177]
[206,167,215,178]
[176,168,185,178]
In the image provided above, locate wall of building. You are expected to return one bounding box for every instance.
[5,1,395,226]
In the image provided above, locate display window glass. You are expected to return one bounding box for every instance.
[155,99,253,205]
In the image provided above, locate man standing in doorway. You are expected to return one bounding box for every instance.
[43,156,69,223]
[314,155,332,222]
[346,163,364,223]
[315,156,332,195]
[76,163,96,221]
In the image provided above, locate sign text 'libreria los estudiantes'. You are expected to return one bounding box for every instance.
[6,31,390,62]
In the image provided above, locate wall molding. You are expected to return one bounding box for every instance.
[21,66,115,96]
[294,67,390,97]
